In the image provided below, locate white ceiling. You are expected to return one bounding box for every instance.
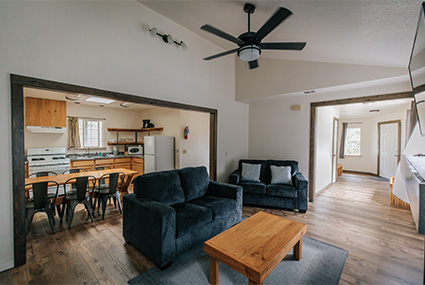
[23,87,165,112]
[139,0,423,67]
[334,98,413,118]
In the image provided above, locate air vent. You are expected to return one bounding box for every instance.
[369,109,380,113]
[301,90,317,95]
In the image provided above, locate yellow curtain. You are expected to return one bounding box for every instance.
[68,117,80,149]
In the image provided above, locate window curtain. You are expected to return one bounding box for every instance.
[339,122,348,159]
[68,117,80,149]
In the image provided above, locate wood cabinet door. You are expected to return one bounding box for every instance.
[115,162,131,170]
[25,97,66,127]
[132,162,144,176]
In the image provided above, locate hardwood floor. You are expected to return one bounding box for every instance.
[0,173,423,284]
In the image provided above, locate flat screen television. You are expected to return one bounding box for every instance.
[409,2,425,136]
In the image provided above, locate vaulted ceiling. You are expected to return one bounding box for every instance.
[140,0,423,68]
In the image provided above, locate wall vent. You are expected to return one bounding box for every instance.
[301,90,317,95]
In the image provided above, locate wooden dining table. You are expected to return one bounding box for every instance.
[25,168,139,204]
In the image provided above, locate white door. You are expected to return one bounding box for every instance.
[331,118,339,183]
[379,122,400,178]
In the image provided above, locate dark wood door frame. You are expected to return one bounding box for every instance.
[309,91,413,202]
[377,120,401,176]
[10,74,218,267]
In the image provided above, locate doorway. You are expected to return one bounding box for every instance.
[11,74,218,267]
[378,120,401,178]
[331,117,339,183]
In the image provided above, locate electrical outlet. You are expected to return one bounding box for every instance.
[183,149,187,154]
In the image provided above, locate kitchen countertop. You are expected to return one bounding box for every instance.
[68,154,143,161]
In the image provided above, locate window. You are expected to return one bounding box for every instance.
[344,127,361,155]
[78,119,103,148]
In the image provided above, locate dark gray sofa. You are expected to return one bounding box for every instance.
[123,166,242,269]
[229,159,308,213]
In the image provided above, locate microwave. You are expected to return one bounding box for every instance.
[128,145,143,155]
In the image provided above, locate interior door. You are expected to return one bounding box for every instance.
[379,121,401,178]
[331,117,339,183]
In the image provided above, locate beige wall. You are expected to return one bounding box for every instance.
[179,110,210,171]
[338,108,410,175]
[0,1,249,270]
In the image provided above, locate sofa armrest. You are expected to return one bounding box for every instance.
[293,173,308,211]
[123,194,176,267]
[229,169,240,184]
[208,181,242,201]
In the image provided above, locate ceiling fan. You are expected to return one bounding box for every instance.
[201,3,306,69]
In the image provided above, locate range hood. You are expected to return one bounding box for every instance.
[26,126,66,134]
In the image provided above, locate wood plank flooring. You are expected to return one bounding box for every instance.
[0,173,423,284]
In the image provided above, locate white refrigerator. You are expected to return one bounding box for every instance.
[144,136,175,173]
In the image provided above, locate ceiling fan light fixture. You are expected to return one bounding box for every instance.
[238,45,261,62]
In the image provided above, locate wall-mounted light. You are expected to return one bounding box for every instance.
[149,27,187,49]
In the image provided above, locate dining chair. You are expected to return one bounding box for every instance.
[62,175,96,229]
[93,172,124,220]
[28,171,58,178]
[91,166,113,207]
[25,181,59,235]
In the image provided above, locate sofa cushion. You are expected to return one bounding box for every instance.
[172,203,212,238]
[190,196,238,221]
[238,159,268,182]
[239,181,266,194]
[270,165,293,185]
[241,163,261,182]
[266,184,298,198]
[267,160,299,183]
[133,170,185,205]
[177,166,210,201]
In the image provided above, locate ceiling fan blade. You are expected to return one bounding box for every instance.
[203,48,238,61]
[201,24,245,45]
[261,42,306,50]
[252,7,292,42]
[249,60,259,69]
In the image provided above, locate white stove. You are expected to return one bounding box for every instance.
[27,147,71,176]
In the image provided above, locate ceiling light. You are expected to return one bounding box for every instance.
[369,109,380,113]
[120,102,131,108]
[85,97,116,104]
[238,45,261,62]
[65,94,81,101]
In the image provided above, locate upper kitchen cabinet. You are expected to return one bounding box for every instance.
[26,97,67,127]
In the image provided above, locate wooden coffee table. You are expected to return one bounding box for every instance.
[204,211,307,285]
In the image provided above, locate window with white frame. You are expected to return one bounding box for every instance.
[344,127,361,155]
[78,119,103,148]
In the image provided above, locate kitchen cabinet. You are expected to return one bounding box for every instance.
[25,97,66,127]
[114,157,132,170]
[132,157,144,176]
[95,159,114,169]
[71,160,95,172]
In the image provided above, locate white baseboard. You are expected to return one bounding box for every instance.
[0,258,14,273]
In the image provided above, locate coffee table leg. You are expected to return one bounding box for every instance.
[209,256,219,284]
[294,239,302,260]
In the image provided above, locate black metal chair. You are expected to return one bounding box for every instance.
[91,166,113,208]
[62,168,87,174]
[25,181,59,234]
[28,171,58,178]
[93,172,124,220]
[62,175,96,229]
[28,171,61,218]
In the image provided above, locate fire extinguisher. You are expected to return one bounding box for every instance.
[184,126,189,139]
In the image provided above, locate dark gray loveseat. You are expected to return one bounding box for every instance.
[229,159,308,213]
[123,166,242,269]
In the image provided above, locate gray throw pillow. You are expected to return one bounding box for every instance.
[270,165,292,185]
[241,163,261,182]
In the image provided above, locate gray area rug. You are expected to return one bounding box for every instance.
[369,176,390,181]
[128,237,348,285]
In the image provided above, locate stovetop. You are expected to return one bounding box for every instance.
[27,147,70,167]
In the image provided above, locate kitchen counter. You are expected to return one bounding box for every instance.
[68,154,143,161]
[401,155,425,234]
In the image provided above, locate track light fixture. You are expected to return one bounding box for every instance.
[149,27,187,49]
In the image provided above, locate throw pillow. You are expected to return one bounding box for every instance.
[241,163,261,182]
[270,165,292,185]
